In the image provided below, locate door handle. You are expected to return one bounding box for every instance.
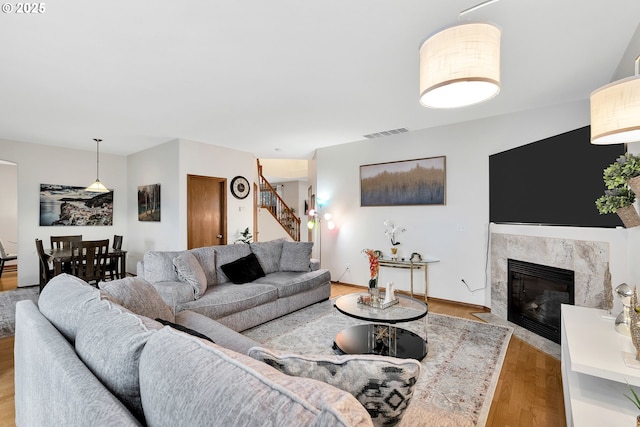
[217,234,223,239]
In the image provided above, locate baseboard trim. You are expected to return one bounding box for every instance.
[331,281,490,312]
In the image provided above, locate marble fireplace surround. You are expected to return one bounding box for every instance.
[490,233,609,319]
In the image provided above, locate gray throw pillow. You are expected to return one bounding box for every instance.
[248,347,420,427]
[143,251,182,283]
[99,276,175,322]
[250,239,284,274]
[279,241,313,272]
[75,299,163,423]
[173,252,208,299]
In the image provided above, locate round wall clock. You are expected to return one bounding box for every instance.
[230,176,250,199]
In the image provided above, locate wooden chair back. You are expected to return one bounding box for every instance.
[70,239,109,285]
[50,235,82,250]
[35,239,53,290]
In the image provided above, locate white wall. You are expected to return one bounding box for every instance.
[628,142,640,286]
[316,99,632,308]
[0,139,127,286]
[0,162,17,264]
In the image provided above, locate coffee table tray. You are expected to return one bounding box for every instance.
[356,294,399,310]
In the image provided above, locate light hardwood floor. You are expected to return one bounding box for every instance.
[0,274,565,427]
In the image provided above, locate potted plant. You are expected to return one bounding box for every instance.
[596,153,640,228]
[603,153,640,195]
[596,188,640,228]
[623,380,640,426]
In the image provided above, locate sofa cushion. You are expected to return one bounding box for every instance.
[75,299,162,423]
[99,276,175,322]
[220,252,266,284]
[248,347,421,427]
[213,244,252,284]
[139,328,374,427]
[38,273,112,343]
[280,241,314,272]
[250,239,285,274]
[254,269,331,298]
[172,252,208,298]
[143,251,182,283]
[177,282,278,320]
[188,246,217,286]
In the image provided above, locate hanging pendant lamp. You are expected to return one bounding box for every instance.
[85,138,110,193]
[420,21,501,109]
[590,55,640,144]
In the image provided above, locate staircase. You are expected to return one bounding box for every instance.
[258,161,301,241]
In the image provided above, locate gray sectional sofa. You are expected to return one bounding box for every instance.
[15,274,377,426]
[15,273,422,427]
[136,239,331,331]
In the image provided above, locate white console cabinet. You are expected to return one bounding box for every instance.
[562,304,640,426]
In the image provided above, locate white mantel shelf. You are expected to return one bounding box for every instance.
[562,304,640,426]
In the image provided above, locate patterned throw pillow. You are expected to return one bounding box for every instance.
[248,347,420,427]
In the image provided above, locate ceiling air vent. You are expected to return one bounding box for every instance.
[363,128,409,139]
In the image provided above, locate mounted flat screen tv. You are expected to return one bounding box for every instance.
[489,126,625,227]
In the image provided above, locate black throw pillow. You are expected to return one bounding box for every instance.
[220,252,266,284]
[155,318,214,343]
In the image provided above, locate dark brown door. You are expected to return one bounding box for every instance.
[187,174,227,249]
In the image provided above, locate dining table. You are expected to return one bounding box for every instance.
[47,247,127,279]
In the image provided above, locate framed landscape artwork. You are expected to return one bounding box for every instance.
[39,184,113,226]
[360,156,446,206]
[138,184,161,222]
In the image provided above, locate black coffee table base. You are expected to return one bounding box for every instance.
[333,323,427,360]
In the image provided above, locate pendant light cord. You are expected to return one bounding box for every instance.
[94,138,102,181]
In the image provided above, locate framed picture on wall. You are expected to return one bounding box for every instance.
[39,184,113,226]
[360,156,446,206]
[138,184,161,222]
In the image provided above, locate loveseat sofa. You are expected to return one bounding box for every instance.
[15,273,421,427]
[136,239,331,331]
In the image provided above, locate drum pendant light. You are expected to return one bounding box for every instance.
[420,22,501,109]
[590,55,640,144]
[85,138,110,193]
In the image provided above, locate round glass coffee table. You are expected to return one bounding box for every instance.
[333,293,428,360]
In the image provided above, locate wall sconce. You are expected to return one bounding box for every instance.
[419,0,502,109]
[590,54,640,144]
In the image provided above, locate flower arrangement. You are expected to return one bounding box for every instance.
[383,220,406,246]
[363,249,379,288]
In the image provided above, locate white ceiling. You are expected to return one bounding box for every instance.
[1,1,639,159]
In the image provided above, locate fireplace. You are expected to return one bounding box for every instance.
[507,259,574,344]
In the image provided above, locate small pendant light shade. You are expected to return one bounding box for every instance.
[590,75,640,144]
[420,22,501,108]
[85,138,110,193]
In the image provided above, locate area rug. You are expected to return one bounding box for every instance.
[0,286,39,339]
[473,312,561,360]
[243,300,513,427]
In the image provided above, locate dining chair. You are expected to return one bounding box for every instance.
[0,239,18,278]
[50,235,82,273]
[69,239,110,286]
[103,235,124,281]
[35,238,53,291]
[50,235,83,249]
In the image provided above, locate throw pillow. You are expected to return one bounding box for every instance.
[172,252,208,299]
[250,239,285,274]
[155,318,214,343]
[75,299,163,423]
[98,276,175,322]
[219,252,265,284]
[279,241,313,272]
[248,347,421,427]
[142,251,182,283]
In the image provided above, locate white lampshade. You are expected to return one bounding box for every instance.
[590,75,640,144]
[420,22,501,108]
[85,179,110,193]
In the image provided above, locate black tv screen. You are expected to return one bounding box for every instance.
[489,126,625,227]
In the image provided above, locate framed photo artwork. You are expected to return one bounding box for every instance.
[138,184,161,222]
[39,184,113,226]
[360,156,446,206]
